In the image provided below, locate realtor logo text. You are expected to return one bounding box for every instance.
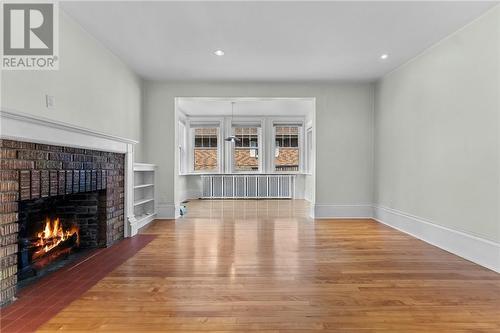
[2,2,59,70]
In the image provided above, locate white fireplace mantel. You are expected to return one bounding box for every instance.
[0,109,141,238]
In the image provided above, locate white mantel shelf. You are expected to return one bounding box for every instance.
[0,109,142,238]
[0,109,138,153]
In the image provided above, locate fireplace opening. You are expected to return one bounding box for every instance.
[30,217,80,269]
[17,191,105,282]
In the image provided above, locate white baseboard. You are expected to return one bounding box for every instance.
[374,206,500,273]
[136,213,156,230]
[313,204,374,219]
[157,203,176,219]
[128,213,156,236]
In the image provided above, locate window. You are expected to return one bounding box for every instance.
[274,125,300,172]
[182,119,306,175]
[193,127,219,172]
[233,127,260,172]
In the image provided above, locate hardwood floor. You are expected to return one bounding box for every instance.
[38,200,500,332]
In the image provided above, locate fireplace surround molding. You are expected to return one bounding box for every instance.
[0,109,137,153]
[0,109,140,305]
[0,109,140,236]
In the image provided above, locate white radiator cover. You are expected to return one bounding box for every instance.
[201,175,295,199]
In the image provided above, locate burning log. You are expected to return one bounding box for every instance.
[32,232,79,261]
[31,217,80,261]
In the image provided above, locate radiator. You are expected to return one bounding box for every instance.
[201,175,294,199]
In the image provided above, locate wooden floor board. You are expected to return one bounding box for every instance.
[37,200,500,332]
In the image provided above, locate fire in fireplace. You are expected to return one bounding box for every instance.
[32,217,79,262]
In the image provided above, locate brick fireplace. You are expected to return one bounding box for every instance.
[0,139,125,305]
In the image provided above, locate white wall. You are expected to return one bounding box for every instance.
[375,7,500,243]
[174,174,201,204]
[1,10,143,159]
[143,81,374,217]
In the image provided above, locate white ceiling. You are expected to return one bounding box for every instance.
[61,1,497,81]
[177,98,314,117]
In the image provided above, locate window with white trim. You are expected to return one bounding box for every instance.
[273,125,301,172]
[192,126,220,172]
[233,126,261,172]
[181,118,307,175]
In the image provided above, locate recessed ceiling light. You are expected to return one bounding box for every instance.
[380,54,389,60]
[214,50,225,56]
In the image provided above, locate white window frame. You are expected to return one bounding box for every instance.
[182,116,306,175]
[305,126,313,175]
[270,120,304,174]
[178,120,187,175]
[229,121,263,174]
[188,118,224,174]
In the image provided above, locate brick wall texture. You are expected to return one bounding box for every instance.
[234,149,258,170]
[274,148,300,168]
[194,148,218,171]
[0,139,125,305]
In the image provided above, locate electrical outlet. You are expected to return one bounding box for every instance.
[45,95,55,109]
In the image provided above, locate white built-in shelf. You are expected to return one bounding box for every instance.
[134,198,154,206]
[132,163,157,231]
[134,163,156,172]
[134,183,154,189]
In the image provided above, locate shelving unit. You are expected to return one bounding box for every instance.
[132,163,157,230]
[134,183,154,189]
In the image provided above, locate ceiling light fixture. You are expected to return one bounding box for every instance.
[380,53,389,60]
[214,50,225,56]
[225,102,240,143]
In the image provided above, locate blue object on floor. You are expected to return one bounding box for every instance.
[180,205,187,216]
